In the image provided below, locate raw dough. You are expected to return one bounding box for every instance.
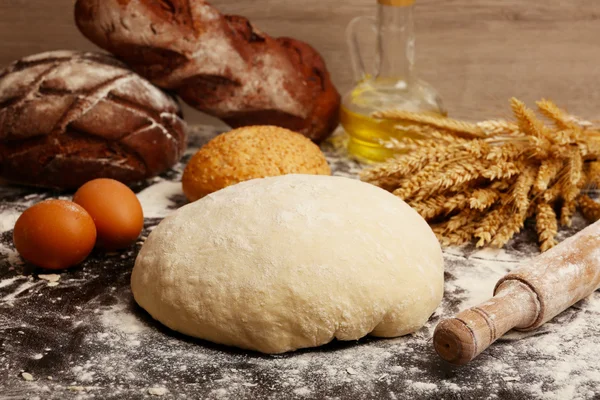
[131,174,444,353]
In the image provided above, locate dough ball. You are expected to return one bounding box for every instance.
[181,126,330,201]
[131,174,444,354]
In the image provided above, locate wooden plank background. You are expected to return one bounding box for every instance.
[1,0,599,123]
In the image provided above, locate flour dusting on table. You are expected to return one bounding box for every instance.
[1,126,599,399]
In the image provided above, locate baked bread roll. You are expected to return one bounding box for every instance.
[74,0,341,142]
[182,125,331,201]
[0,51,187,189]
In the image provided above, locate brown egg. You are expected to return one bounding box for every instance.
[13,200,97,270]
[73,178,144,250]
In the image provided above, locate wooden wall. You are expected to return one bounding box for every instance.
[1,0,599,123]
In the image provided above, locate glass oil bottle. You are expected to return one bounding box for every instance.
[341,0,446,162]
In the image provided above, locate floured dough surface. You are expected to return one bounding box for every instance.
[131,174,444,353]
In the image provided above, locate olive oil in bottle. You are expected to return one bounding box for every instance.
[342,0,446,162]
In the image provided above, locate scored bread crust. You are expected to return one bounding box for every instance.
[0,50,187,189]
[74,0,341,142]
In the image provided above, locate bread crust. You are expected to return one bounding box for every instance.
[74,0,340,142]
[0,51,187,189]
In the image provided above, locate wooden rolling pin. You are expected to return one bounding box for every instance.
[433,219,600,365]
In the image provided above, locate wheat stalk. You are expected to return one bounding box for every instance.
[586,161,600,188]
[374,110,486,138]
[474,206,507,247]
[511,98,547,138]
[536,202,558,251]
[477,120,520,136]
[537,99,578,131]
[579,195,600,222]
[362,98,600,251]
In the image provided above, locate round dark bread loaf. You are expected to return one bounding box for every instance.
[74,0,341,142]
[0,51,187,189]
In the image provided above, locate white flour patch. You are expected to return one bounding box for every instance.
[148,387,169,396]
[444,253,513,309]
[292,387,312,396]
[0,241,23,266]
[0,208,20,233]
[137,180,183,218]
[1,278,42,303]
[411,381,438,391]
[38,274,61,283]
[468,247,523,263]
[22,372,34,381]
[584,294,600,313]
[72,365,95,383]
[100,303,149,335]
[0,275,26,288]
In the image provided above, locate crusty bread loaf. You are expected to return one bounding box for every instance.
[0,51,187,189]
[74,0,340,142]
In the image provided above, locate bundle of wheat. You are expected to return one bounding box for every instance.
[360,98,600,251]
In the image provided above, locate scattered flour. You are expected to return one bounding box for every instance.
[22,372,34,381]
[0,241,23,267]
[1,278,42,303]
[71,365,95,383]
[444,252,514,309]
[0,275,26,288]
[444,382,461,391]
[136,180,183,218]
[148,387,169,396]
[411,381,439,391]
[38,274,60,283]
[292,387,312,396]
[0,208,20,233]
[100,303,149,335]
[2,126,600,399]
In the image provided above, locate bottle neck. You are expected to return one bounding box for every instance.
[375,1,415,85]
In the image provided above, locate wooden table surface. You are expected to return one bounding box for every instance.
[1,0,599,122]
[2,126,600,400]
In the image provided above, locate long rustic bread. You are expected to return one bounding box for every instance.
[0,50,187,189]
[74,0,341,142]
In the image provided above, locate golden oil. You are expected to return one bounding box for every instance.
[340,79,446,163]
[343,0,446,162]
[340,105,399,163]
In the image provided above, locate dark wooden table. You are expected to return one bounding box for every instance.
[1,127,599,399]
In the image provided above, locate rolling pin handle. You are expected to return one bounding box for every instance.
[433,317,478,365]
[433,280,540,365]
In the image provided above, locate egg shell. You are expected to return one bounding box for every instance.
[13,200,97,270]
[73,178,144,250]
